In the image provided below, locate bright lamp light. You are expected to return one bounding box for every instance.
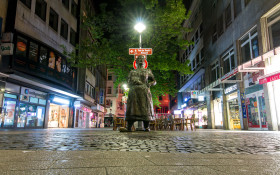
[122,84,129,91]
[134,22,146,33]
[53,97,70,105]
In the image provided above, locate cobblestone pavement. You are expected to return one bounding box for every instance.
[0,128,280,154]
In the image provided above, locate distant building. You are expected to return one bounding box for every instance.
[105,70,125,126]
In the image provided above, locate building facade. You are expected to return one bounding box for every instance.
[0,0,81,129]
[105,71,125,126]
[73,0,106,129]
[174,0,280,131]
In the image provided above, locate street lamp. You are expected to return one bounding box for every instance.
[134,22,146,48]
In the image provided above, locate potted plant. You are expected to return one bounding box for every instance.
[202,115,208,129]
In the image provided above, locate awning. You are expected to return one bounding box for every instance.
[220,67,242,83]
[179,68,205,92]
[9,74,82,99]
[199,79,222,95]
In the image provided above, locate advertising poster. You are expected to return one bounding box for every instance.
[48,51,55,69]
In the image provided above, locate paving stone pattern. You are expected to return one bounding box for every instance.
[0,129,280,154]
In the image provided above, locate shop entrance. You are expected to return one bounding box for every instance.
[246,90,267,130]
[17,103,45,128]
[48,103,69,128]
[0,94,17,128]
[227,92,241,130]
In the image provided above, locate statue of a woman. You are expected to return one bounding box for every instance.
[125,55,156,132]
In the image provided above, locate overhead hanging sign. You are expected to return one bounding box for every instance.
[129,48,152,55]
[259,72,280,84]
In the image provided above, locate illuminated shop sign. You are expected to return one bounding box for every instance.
[174,110,182,114]
[53,97,70,105]
[224,84,237,95]
[198,96,204,102]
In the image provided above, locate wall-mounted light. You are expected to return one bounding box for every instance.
[53,97,70,105]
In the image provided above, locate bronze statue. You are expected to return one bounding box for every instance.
[124,55,156,132]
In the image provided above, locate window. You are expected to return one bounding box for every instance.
[212,24,217,43]
[200,48,204,63]
[108,75,112,80]
[267,10,280,49]
[195,30,199,44]
[234,0,242,18]
[211,60,220,82]
[245,0,251,6]
[35,0,47,21]
[16,36,28,58]
[191,59,195,71]
[71,0,78,17]
[49,8,58,31]
[225,4,232,28]
[61,58,67,73]
[39,46,48,65]
[222,49,235,75]
[199,23,203,36]
[159,96,162,100]
[60,19,68,40]
[196,54,200,66]
[20,0,31,9]
[107,87,112,94]
[70,28,76,46]
[91,87,95,98]
[240,26,259,63]
[62,0,69,9]
[29,42,38,62]
[217,14,224,37]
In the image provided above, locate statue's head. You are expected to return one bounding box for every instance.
[136,55,145,68]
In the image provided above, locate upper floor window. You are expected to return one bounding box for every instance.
[20,0,31,9]
[108,74,112,80]
[240,26,259,63]
[234,0,242,18]
[217,14,224,37]
[159,96,163,101]
[49,8,58,32]
[107,87,112,94]
[60,19,68,40]
[62,0,69,10]
[211,60,220,82]
[222,49,235,75]
[267,10,280,49]
[29,42,39,62]
[39,46,48,66]
[212,24,217,44]
[16,36,28,58]
[70,28,76,46]
[71,0,78,17]
[225,4,232,28]
[35,0,47,21]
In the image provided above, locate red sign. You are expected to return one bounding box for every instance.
[259,72,280,84]
[129,48,152,55]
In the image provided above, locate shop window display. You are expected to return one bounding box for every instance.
[48,104,69,128]
[246,91,267,129]
[1,97,17,127]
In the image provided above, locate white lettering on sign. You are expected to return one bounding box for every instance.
[129,48,153,55]
[0,43,14,55]
[224,84,237,94]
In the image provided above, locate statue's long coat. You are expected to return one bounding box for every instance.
[125,68,155,121]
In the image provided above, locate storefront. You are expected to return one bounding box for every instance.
[91,104,105,128]
[212,91,223,129]
[0,83,47,128]
[74,104,94,128]
[225,84,241,130]
[48,96,71,128]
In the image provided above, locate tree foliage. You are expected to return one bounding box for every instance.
[66,0,193,106]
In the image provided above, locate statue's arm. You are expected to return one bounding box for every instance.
[148,70,156,87]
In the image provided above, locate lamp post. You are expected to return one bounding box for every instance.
[133,22,146,131]
[134,22,146,48]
